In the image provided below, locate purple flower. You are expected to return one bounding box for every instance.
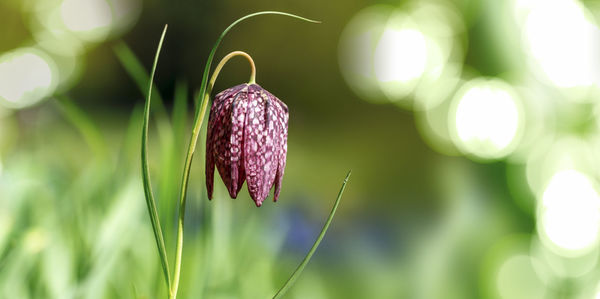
[206,83,289,207]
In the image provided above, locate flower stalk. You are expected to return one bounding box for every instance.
[140,11,337,299]
[170,50,255,299]
[170,12,318,299]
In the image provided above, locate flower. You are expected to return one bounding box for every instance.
[206,83,289,207]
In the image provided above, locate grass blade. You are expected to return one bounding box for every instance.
[54,96,107,159]
[141,24,171,291]
[114,40,174,160]
[272,171,351,299]
[113,41,169,119]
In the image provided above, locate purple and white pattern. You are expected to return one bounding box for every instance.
[206,83,289,207]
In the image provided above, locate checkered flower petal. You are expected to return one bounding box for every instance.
[206,83,288,206]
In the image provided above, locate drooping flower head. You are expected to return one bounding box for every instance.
[206,83,288,207]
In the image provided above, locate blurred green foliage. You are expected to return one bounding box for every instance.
[2,0,600,298]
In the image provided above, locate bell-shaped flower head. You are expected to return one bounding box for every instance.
[206,83,288,207]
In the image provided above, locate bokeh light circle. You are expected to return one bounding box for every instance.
[482,235,548,299]
[30,0,142,54]
[338,5,393,103]
[30,0,86,56]
[374,26,427,84]
[530,233,599,278]
[374,14,426,103]
[518,0,600,89]
[339,1,466,109]
[526,136,599,196]
[106,0,143,36]
[0,48,58,109]
[496,255,546,299]
[537,169,600,257]
[61,0,113,42]
[449,78,524,160]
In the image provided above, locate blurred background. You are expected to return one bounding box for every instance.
[1,0,600,298]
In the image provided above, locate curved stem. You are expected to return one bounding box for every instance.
[141,25,171,291]
[170,12,319,299]
[212,51,256,86]
[223,51,257,84]
[272,171,351,299]
[169,51,255,299]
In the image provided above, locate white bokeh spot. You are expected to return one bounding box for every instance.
[522,0,600,88]
[374,28,428,83]
[450,79,522,159]
[0,49,56,108]
[539,169,600,255]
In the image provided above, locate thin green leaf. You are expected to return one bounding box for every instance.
[273,171,351,299]
[54,96,107,159]
[114,36,177,214]
[141,24,171,291]
[113,41,168,118]
[114,40,174,156]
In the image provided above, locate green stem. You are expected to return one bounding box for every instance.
[170,11,319,299]
[169,50,255,299]
[141,25,171,291]
[272,171,351,299]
